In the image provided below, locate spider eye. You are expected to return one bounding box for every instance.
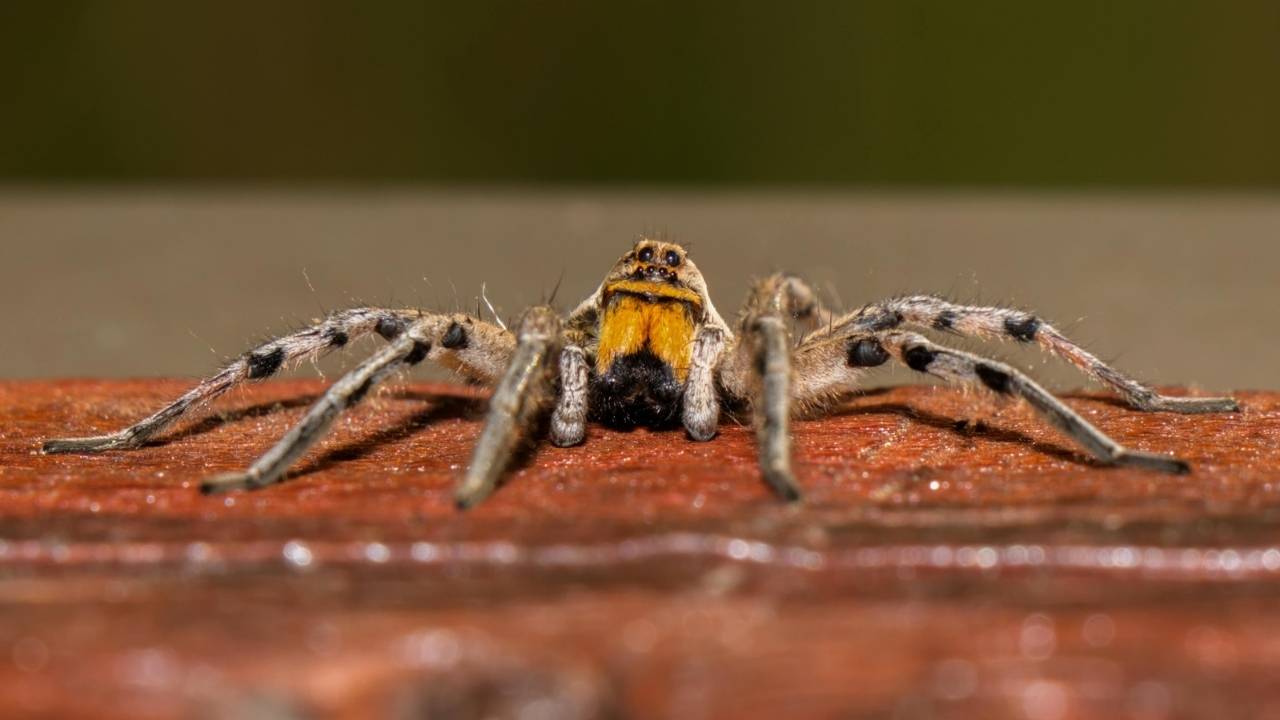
[637,247,654,263]
[664,250,681,267]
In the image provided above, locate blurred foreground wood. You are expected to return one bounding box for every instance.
[2,379,1280,719]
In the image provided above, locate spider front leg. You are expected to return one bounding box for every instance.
[822,296,1238,414]
[455,306,563,509]
[682,325,728,442]
[719,273,814,501]
[549,345,589,447]
[749,315,803,500]
[43,307,432,454]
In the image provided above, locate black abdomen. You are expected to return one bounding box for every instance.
[589,350,683,429]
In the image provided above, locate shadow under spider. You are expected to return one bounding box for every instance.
[833,401,1092,466]
[292,394,490,479]
[149,389,497,485]
[153,395,323,447]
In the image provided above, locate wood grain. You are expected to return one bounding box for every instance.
[2,379,1279,719]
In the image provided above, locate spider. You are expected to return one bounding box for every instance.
[44,237,1238,508]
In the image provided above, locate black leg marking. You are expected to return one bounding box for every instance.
[847,338,890,368]
[1004,315,1040,342]
[405,340,431,366]
[974,363,1012,394]
[376,316,406,340]
[862,308,904,332]
[442,321,469,350]
[246,347,285,379]
[933,310,958,332]
[326,329,349,348]
[903,345,936,372]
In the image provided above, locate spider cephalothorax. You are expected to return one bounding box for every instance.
[44,236,1238,508]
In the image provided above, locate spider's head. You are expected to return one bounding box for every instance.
[602,238,705,307]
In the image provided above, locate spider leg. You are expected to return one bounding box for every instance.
[682,325,727,442]
[43,307,435,454]
[198,313,515,493]
[741,272,833,328]
[870,330,1190,473]
[200,333,426,493]
[751,315,803,500]
[818,296,1237,414]
[455,306,563,509]
[720,274,811,501]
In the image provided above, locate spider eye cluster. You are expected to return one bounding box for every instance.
[634,246,682,268]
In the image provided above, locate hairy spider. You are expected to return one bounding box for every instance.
[44,238,1238,507]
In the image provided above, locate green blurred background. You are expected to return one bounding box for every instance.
[4,0,1279,186]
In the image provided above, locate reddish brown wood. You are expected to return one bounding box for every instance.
[2,379,1279,719]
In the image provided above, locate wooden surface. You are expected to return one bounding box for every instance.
[2,379,1280,719]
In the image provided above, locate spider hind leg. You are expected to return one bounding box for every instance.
[42,308,422,455]
[833,296,1238,414]
[877,331,1192,473]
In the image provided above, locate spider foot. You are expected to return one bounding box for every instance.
[42,434,137,454]
[1112,450,1191,475]
[1139,395,1240,414]
[762,468,804,502]
[454,478,496,511]
[200,472,268,495]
